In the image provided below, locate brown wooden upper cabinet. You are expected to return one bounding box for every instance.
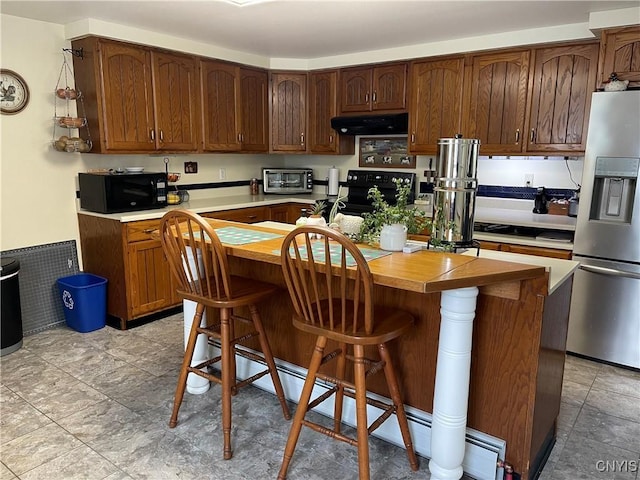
[408,57,465,155]
[526,43,599,153]
[200,61,268,152]
[464,50,530,155]
[200,60,241,151]
[71,37,198,153]
[308,70,354,155]
[598,26,640,89]
[239,67,269,152]
[270,72,307,153]
[339,62,407,113]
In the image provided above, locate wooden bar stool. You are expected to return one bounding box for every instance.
[159,210,291,459]
[278,225,419,480]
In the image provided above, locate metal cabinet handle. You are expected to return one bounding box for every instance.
[530,129,535,142]
[159,130,164,142]
[300,133,305,145]
[365,93,370,103]
[329,135,334,143]
[579,264,640,280]
[143,228,155,234]
[515,129,520,143]
[411,133,415,143]
[247,215,257,220]
[372,91,377,103]
[150,129,155,141]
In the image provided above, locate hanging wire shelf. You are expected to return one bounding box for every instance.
[52,51,92,153]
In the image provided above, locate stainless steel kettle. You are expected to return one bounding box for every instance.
[533,187,548,214]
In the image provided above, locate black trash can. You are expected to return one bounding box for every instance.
[1,257,23,356]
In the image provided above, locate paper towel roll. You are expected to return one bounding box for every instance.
[328,167,340,196]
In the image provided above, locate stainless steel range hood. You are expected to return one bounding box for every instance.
[330,112,408,136]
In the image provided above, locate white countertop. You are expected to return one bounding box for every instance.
[474,197,576,231]
[458,248,578,294]
[77,194,576,250]
[254,221,577,295]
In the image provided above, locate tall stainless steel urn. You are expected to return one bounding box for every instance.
[432,134,480,247]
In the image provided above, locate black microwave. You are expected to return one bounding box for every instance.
[79,172,168,213]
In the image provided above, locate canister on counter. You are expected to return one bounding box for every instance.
[250,178,259,195]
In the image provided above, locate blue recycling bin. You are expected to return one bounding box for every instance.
[57,273,107,333]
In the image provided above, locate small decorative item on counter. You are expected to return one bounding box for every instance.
[250,178,259,195]
[167,172,181,182]
[167,191,182,205]
[295,208,309,227]
[305,201,327,236]
[548,198,570,216]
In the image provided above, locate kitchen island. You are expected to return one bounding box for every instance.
[77,199,578,479]
[185,219,576,480]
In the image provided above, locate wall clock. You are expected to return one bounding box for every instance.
[1,69,30,115]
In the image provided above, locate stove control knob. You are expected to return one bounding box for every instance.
[391,177,396,182]
[347,175,352,181]
[404,178,411,184]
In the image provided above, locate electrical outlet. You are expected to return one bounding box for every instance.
[219,168,226,180]
[524,173,534,187]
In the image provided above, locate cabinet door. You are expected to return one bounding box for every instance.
[372,63,407,111]
[98,40,155,151]
[466,50,530,154]
[152,51,199,151]
[309,70,339,153]
[527,43,598,153]
[240,67,269,152]
[270,72,307,152]
[128,239,175,318]
[599,26,640,88]
[408,57,464,155]
[269,205,289,223]
[339,67,372,113]
[201,60,242,151]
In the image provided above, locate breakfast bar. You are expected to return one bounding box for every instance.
[185,218,573,480]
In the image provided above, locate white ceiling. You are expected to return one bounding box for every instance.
[2,0,639,59]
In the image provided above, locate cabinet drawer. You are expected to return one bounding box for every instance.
[204,206,269,223]
[126,219,162,243]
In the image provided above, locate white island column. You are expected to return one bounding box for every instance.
[429,286,479,480]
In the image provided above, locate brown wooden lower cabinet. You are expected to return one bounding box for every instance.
[78,203,314,328]
[77,214,181,330]
[479,240,572,259]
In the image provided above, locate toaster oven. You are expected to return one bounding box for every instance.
[262,168,313,194]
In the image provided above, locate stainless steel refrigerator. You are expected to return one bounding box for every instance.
[568,91,640,369]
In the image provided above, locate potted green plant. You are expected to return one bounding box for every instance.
[358,179,430,248]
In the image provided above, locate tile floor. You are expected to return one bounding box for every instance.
[1,313,639,480]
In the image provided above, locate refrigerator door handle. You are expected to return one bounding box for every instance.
[579,264,640,280]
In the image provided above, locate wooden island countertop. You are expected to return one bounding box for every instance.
[194,219,571,480]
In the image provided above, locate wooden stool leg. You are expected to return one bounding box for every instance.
[221,307,233,460]
[333,342,348,434]
[229,308,237,396]
[378,343,419,471]
[250,304,291,420]
[169,303,205,428]
[353,344,371,480]
[278,336,328,480]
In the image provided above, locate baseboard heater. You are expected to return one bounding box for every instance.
[208,342,506,479]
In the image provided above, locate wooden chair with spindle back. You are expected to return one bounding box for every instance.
[159,209,291,460]
[278,225,419,480]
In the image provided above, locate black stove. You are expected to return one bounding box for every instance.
[340,169,416,216]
